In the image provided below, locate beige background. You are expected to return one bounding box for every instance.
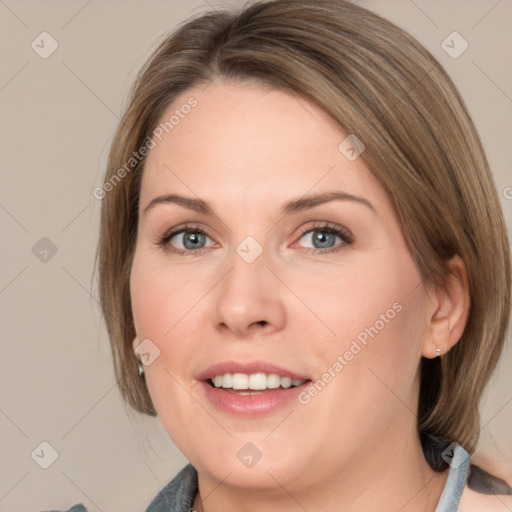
[1,1,511,511]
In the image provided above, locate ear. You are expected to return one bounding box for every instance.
[421,255,470,358]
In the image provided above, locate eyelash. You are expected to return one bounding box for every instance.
[157,224,212,257]
[295,222,354,254]
[156,222,354,256]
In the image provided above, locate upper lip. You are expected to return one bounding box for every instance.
[196,360,311,382]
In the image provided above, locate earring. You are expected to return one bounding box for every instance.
[432,336,442,358]
[137,361,145,378]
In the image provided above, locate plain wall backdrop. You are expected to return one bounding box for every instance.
[1,1,511,511]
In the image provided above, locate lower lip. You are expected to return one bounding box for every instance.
[199,381,310,417]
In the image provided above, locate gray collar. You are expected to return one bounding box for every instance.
[146,464,198,512]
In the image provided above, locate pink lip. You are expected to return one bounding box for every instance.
[195,360,312,418]
[196,360,310,381]
[198,381,311,417]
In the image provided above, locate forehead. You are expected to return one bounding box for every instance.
[139,81,381,210]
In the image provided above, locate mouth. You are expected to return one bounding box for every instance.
[207,372,309,394]
[196,361,312,416]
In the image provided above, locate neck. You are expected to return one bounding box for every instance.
[193,426,450,512]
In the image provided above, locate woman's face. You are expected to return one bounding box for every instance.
[130,80,433,491]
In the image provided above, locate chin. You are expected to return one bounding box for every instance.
[182,428,310,489]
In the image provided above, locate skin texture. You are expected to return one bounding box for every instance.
[130,80,472,512]
[459,487,512,512]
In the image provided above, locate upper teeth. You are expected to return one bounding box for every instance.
[211,373,306,390]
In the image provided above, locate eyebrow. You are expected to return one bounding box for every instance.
[142,191,376,216]
[281,191,376,216]
[143,194,213,216]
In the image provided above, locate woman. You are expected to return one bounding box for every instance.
[53,0,511,510]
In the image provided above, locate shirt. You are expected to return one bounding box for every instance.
[44,442,471,512]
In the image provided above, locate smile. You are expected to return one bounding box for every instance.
[209,372,306,391]
[197,362,312,416]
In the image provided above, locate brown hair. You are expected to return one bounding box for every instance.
[96,0,511,454]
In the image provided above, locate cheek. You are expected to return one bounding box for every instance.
[283,246,423,353]
[130,254,207,442]
[299,248,427,411]
[129,247,212,374]
[129,249,197,403]
[130,247,202,339]
[295,291,427,458]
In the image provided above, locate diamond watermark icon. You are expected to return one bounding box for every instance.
[134,338,161,366]
[31,32,59,59]
[32,237,58,263]
[441,442,469,469]
[237,442,263,468]
[441,32,468,59]
[338,134,365,161]
[236,236,263,264]
[31,441,59,469]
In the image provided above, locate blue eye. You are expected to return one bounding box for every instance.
[158,223,353,256]
[300,230,337,249]
[158,227,214,254]
[171,231,209,250]
[296,225,353,253]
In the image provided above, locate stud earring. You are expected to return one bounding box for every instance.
[133,336,144,377]
[432,336,442,358]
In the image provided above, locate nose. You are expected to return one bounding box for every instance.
[213,250,286,339]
